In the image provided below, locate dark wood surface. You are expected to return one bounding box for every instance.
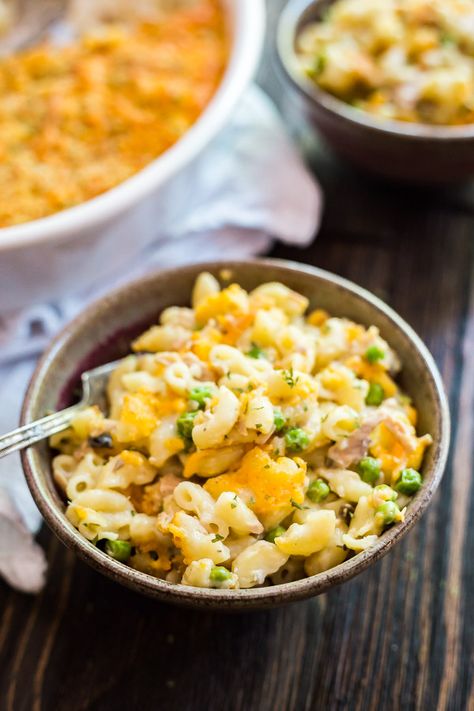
[1,3,473,709]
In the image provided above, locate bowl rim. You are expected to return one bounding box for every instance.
[0,0,266,250]
[276,0,474,142]
[21,258,451,608]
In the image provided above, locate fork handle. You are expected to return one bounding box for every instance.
[0,403,83,459]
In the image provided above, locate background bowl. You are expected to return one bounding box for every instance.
[0,0,265,312]
[21,258,450,610]
[275,0,474,184]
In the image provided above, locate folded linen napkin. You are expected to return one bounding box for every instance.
[0,86,323,593]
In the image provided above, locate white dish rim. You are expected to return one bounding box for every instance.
[0,0,266,250]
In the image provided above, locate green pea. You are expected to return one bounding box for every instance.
[315,53,326,74]
[374,484,398,501]
[273,409,287,433]
[285,427,310,452]
[395,468,422,495]
[365,345,385,364]
[356,457,381,485]
[209,566,233,584]
[308,52,326,78]
[366,382,385,406]
[105,539,132,562]
[265,526,286,543]
[376,501,400,526]
[189,385,213,409]
[247,343,265,359]
[307,479,330,503]
[176,411,198,440]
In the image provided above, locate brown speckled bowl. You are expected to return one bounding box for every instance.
[275,0,474,183]
[21,259,450,609]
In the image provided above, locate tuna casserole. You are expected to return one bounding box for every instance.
[297,0,474,125]
[50,273,432,590]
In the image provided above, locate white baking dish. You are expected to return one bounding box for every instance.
[0,0,265,312]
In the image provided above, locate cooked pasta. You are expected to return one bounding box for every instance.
[51,272,432,589]
[297,0,474,125]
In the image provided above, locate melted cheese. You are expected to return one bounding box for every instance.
[204,447,307,529]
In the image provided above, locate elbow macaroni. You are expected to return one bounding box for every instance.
[274,510,336,557]
[232,541,289,589]
[296,0,474,126]
[51,273,432,589]
[192,386,241,450]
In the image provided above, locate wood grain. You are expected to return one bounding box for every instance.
[1,2,473,709]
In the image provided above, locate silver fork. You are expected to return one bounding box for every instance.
[0,359,124,459]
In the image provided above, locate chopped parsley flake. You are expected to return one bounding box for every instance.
[282,368,299,388]
[290,498,309,510]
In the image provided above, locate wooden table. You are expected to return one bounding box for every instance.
[1,3,473,709]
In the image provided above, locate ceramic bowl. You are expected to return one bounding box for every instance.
[0,0,265,311]
[275,0,474,183]
[21,259,450,610]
